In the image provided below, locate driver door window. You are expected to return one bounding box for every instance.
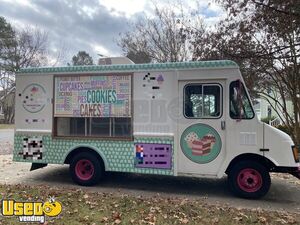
[230,80,254,119]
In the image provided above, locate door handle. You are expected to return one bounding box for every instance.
[221,120,226,130]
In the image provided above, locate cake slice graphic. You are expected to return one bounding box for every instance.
[185,132,216,156]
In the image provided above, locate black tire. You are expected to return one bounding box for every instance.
[228,160,271,199]
[69,152,104,186]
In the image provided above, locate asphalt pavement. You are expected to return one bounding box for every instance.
[0,129,14,142]
[0,129,14,155]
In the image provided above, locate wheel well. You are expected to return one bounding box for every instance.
[64,147,105,168]
[225,153,276,174]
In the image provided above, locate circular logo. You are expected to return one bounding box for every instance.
[43,199,62,217]
[22,83,47,113]
[180,123,222,164]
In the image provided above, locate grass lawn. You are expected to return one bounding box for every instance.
[0,124,14,129]
[0,184,299,225]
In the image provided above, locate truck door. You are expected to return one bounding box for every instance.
[223,80,261,167]
[177,80,226,176]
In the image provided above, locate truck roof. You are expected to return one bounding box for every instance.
[17,60,238,75]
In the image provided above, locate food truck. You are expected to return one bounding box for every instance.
[13,58,300,198]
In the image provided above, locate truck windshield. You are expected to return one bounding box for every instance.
[229,80,254,119]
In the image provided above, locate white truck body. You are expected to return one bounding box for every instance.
[13,60,300,198]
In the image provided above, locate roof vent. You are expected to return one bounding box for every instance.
[98,57,135,65]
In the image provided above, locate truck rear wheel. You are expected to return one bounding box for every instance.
[70,152,104,186]
[228,160,271,199]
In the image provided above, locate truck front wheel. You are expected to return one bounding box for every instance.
[228,160,271,199]
[70,152,104,186]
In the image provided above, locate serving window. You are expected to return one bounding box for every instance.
[54,74,132,138]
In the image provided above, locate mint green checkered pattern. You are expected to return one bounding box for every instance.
[13,134,174,175]
[18,60,237,74]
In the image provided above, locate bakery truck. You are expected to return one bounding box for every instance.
[13,58,300,199]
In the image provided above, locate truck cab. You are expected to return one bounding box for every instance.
[175,65,299,198]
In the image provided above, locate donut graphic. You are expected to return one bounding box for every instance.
[180,124,221,164]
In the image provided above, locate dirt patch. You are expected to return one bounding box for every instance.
[0,141,13,155]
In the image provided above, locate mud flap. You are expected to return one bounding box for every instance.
[30,163,48,171]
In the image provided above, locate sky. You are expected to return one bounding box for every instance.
[0,0,224,65]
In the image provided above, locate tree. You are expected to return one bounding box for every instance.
[71,51,94,65]
[193,1,300,143]
[0,17,17,69]
[0,16,49,123]
[0,17,15,122]
[119,5,205,63]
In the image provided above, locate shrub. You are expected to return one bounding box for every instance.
[275,124,292,136]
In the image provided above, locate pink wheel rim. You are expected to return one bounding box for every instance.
[237,168,262,193]
[75,159,94,180]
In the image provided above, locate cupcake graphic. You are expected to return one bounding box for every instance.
[22,84,47,113]
[157,74,164,85]
[184,132,216,156]
[31,86,39,93]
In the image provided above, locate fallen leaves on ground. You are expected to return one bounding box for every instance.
[0,184,298,225]
[271,173,300,186]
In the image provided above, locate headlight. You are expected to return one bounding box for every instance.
[292,145,300,163]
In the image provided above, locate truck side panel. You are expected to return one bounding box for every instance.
[13,71,176,176]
